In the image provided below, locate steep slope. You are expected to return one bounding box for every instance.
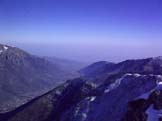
[2,74,162,121]
[0,44,77,113]
[0,78,97,121]
[60,74,161,121]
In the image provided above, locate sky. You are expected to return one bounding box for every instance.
[0,0,162,62]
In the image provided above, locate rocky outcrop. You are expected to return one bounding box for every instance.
[122,84,162,121]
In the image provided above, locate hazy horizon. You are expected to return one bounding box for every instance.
[1,0,162,62]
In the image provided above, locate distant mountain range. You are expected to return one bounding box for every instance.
[0,44,86,113]
[80,57,162,83]
[1,50,162,121]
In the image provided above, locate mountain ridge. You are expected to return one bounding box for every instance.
[1,43,162,121]
[0,43,82,113]
[1,73,162,121]
[80,57,162,81]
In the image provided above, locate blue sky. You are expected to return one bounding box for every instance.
[0,0,162,62]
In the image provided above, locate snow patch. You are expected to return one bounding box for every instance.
[125,73,142,77]
[125,73,142,78]
[136,91,150,99]
[90,96,96,102]
[74,99,90,121]
[3,46,8,50]
[74,106,80,116]
[85,82,97,88]
[134,73,141,77]
[104,89,110,93]
[157,75,162,81]
[104,75,123,93]
[147,105,162,121]
[125,73,133,76]
[156,75,162,90]
[156,82,162,90]
[55,90,62,95]
[82,113,87,119]
[63,83,69,88]
[159,82,162,85]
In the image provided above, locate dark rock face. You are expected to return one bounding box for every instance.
[122,99,148,121]
[0,44,78,113]
[122,88,162,121]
